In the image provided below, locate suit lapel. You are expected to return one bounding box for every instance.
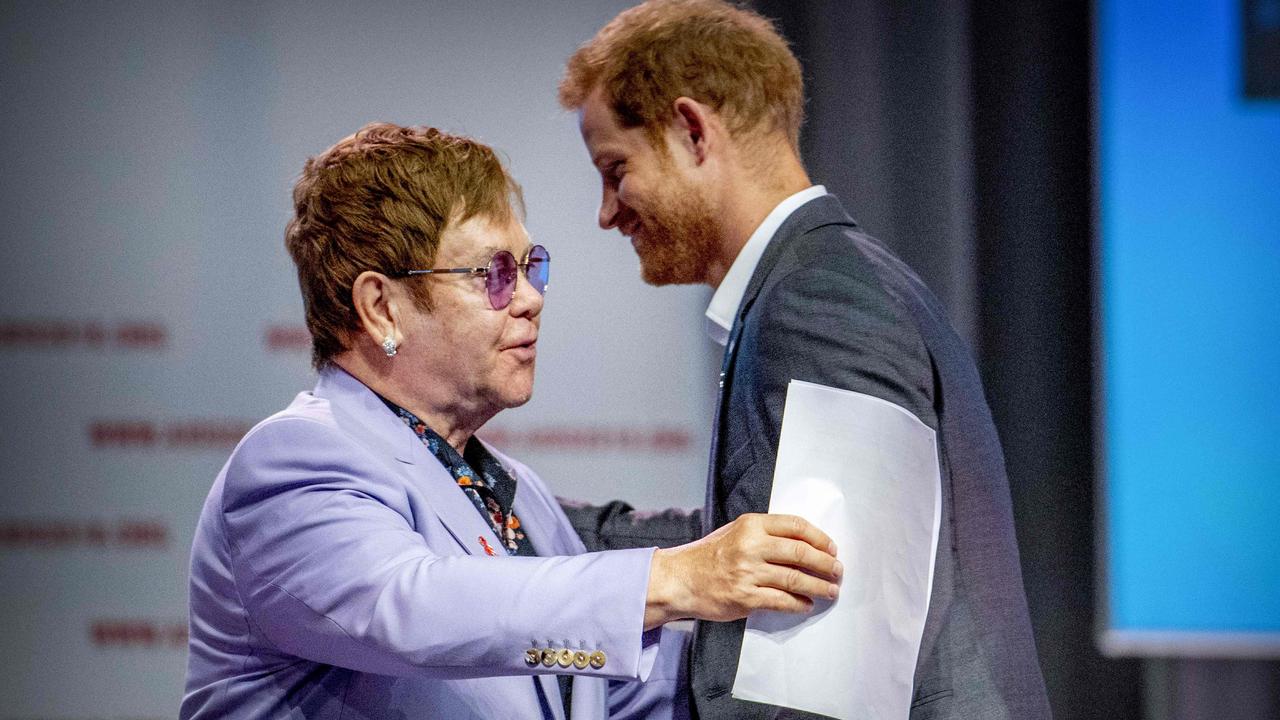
[703,195,860,532]
[735,194,859,324]
[314,368,507,558]
[313,371,579,719]
[703,323,738,534]
[509,479,565,558]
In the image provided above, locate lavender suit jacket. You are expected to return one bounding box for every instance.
[182,367,681,719]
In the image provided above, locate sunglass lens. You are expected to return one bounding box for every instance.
[526,245,550,295]
[487,251,518,310]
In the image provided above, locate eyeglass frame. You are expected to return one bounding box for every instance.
[387,244,550,310]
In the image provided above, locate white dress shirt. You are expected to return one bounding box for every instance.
[704,185,828,346]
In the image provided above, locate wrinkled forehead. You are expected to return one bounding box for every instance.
[441,214,534,265]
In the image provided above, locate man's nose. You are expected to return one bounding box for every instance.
[598,187,619,230]
[508,269,544,318]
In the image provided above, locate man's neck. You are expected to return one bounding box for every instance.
[707,171,812,289]
[333,352,489,454]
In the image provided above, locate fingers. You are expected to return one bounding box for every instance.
[730,514,843,603]
[757,563,840,602]
[646,513,843,625]
[751,587,816,615]
[755,513,838,556]
[763,537,843,583]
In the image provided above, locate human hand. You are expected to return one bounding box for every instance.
[643,513,841,629]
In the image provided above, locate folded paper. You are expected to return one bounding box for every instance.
[732,380,941,720]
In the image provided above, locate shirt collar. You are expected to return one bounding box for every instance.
[704,185,827,346]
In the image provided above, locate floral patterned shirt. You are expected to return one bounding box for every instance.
[382,399,534,557]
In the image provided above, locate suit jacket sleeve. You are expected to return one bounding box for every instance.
[559,498,702,552]
[218,415,659,681]
[722,259,938,518]
[750,260,936,429]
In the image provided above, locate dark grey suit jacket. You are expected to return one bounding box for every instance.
[565,195,1050,720]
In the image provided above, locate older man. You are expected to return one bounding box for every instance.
[181,123,841,720]
[558,2,1051,719]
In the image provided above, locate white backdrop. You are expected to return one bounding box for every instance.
[0,2,715,715]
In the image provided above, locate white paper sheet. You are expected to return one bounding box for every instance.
[731,380,942,720]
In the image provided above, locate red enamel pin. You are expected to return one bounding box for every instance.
[478,536,496,556]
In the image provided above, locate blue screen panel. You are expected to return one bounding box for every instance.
[1098,0,1280,655]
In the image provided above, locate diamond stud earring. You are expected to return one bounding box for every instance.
[382,334,397,357]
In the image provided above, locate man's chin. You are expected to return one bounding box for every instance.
[637,254,703,286]
[640,267,701,286]
[499,391,533,410]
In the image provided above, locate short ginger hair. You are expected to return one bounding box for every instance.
[559,0,804,151]
[284,122,523,370]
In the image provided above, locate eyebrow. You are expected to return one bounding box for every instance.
[462,243,535,266]
[461,245,504,266]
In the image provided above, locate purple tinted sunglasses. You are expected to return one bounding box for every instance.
[395,245,550,310]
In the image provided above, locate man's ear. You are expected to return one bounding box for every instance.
[670,96,718,165]
[350,271,400,348]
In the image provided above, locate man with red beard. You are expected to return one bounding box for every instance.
[558,2,1051,719]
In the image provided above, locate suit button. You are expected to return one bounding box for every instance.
[573,650,590,669]
[541,649,558,667]
[589,650,607,669]
[557,649,574,668]
[525,648,540,666]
